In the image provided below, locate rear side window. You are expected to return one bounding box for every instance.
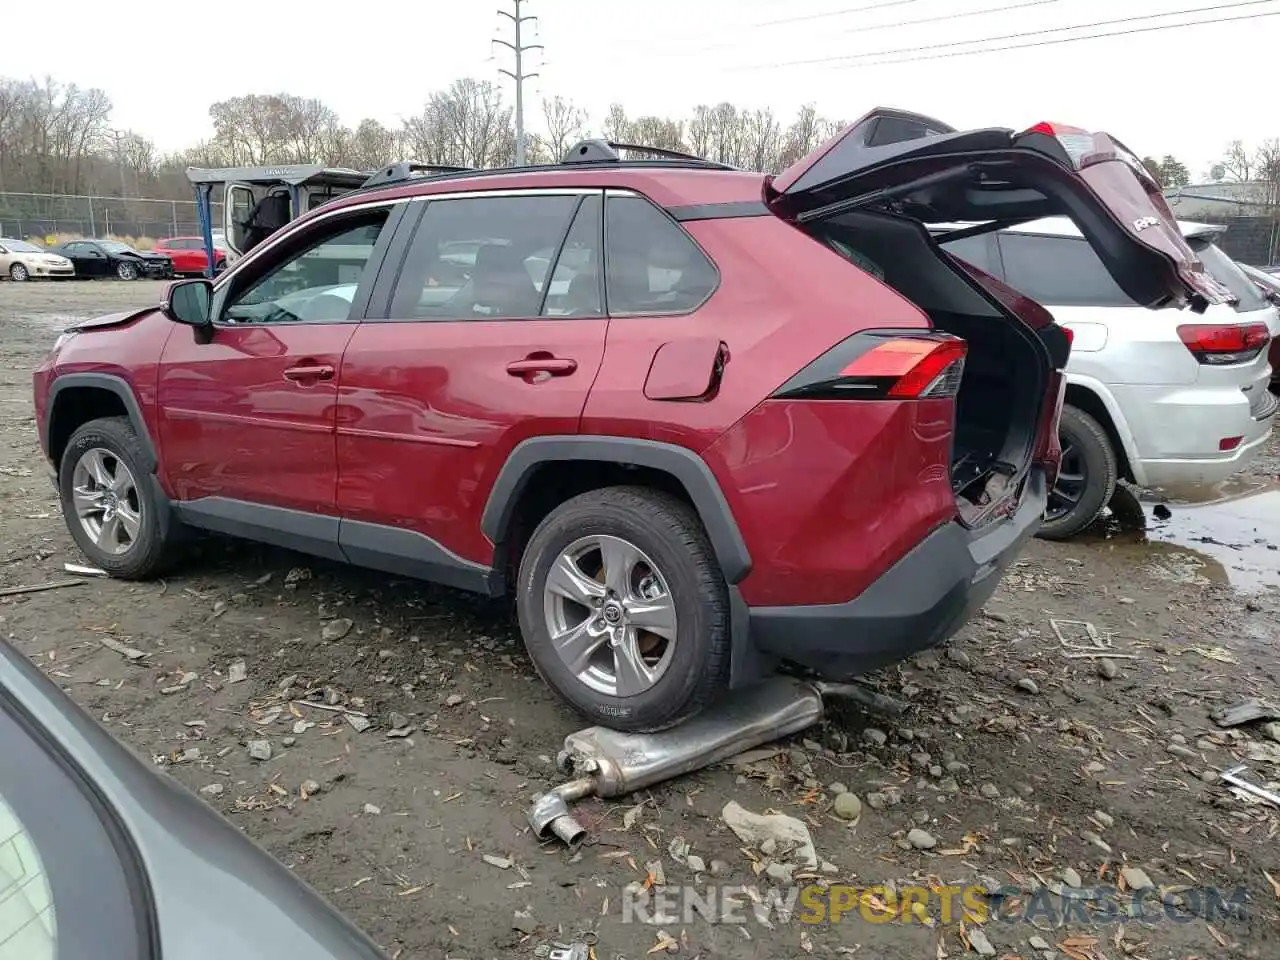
[1187,237,1268,312]
[997,233,1133,308]
[605,195,717,315]
[388,195,582,320]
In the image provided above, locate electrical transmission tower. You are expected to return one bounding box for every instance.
[495,0,543,166]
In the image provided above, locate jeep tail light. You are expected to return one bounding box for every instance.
[771,332,967,401]
[1176,322,1270,365]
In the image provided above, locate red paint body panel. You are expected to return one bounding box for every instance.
[335,319,607,565]
[705,398,957,606]
[580,216,929,452]
[36,310,174,486]
[156,322,356,512]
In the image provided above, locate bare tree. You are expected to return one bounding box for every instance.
[627,116,686,155]
[1220,140,1254,182]
[541,95,587,162]
[601,104,629,142]
[403,79,513,168]
[344,119,402,170]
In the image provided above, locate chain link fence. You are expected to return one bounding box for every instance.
[0,192,225,248]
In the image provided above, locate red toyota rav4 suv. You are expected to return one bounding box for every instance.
[33,110,1230,732]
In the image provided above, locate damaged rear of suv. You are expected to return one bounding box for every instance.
[35,109,1229,732]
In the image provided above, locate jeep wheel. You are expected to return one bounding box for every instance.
[517,486,730,732]
[1037,404,1117,541]
[59,417,179,579]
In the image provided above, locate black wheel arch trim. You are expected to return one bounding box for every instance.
[46,372,159,473]
[481,435,753,584]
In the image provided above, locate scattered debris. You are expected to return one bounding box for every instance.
[0,578,86,598]
[321,618,354,642]
[99,636,147,661]
[227,659,248,683]
[63,562,106,577]
[721,801,818,868]
[1221,765,1280,808]
[483,854,513,869]
[1211,699,1280,728]
[906,828,937,850]
[247,740,272,761]
[345,713,372,733]
[833,792,862,822]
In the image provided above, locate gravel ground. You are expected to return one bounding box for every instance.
[2,280,1278,960]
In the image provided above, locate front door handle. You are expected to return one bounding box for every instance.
[284,364,335,382]
[506,357,578,378]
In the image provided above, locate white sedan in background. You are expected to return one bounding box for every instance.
[0,238,74,281]
[940,218,1278,538]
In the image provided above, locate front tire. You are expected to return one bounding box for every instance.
[58,417,179,579]
[115,261,138,281]
[9,263,29,281]
[517,486,731,732]
[1037,405,1117,541]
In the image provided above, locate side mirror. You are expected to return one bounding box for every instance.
[163,279,213,327]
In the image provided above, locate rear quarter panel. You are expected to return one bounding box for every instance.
[581,214,937,603]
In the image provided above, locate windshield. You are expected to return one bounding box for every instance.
[98,241,136,255]
[1187,237,1268,312]
[2,239,42,253]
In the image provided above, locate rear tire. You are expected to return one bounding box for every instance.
[516,486,731,732]
[1037,404,1117,541]
[58,417,181,579]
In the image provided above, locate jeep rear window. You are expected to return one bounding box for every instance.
[994,233,1133,308]
[1186,237,1267,312]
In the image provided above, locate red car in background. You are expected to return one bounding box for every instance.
[152,236,228,277]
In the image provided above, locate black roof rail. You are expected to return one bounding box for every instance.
[562,139,729,167]
[360,161,474,190]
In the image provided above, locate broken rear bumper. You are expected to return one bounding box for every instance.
[746,469,1046,678]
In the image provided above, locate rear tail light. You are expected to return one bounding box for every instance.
[772,332,967,401]
[1176,322,1270,365]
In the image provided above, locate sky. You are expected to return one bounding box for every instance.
[14,0,1278,179]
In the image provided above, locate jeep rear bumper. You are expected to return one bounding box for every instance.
[746,470,1046,678]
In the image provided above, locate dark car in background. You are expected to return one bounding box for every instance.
[0,636,390,960]
[49,239,174,281]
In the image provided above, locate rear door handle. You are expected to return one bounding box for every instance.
[506,357,578,377]
[284,364,335,382]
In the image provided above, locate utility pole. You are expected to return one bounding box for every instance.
[104,128,130,197]
[494,0,542,166]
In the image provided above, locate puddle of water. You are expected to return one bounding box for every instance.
[1079,480,1279,593]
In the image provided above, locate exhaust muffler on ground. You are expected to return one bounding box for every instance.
[528,676,901,846]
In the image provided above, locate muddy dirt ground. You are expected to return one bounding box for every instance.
[1,280,1277,960]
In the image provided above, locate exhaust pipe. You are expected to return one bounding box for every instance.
[528,676,898,845]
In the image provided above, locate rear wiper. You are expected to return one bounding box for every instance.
[796,164,973,224]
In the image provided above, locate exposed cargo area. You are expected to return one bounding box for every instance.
[808,210,1050,522]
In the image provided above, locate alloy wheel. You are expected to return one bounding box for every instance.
[71,447,142,555]
[116,262,137,280]
[542,534,678,697]
[9,263,28,281]
[1046,436,1086,522]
